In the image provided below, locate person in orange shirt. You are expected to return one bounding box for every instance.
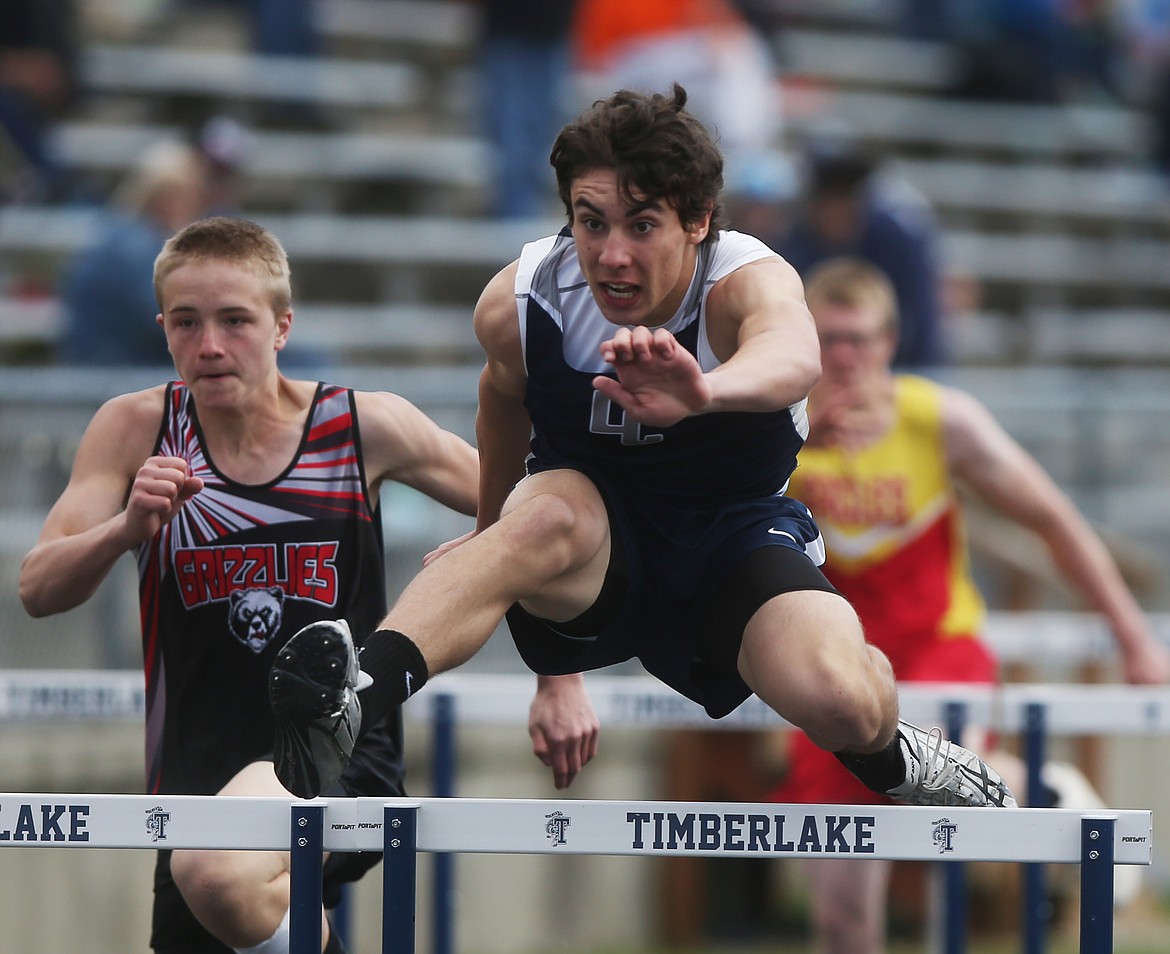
[572,0,737,70]
[571,0,782,193]
[771,257,1170,953]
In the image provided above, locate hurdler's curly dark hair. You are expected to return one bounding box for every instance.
[550,83,725,243]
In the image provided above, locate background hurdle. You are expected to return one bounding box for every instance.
[0,793,1150,954]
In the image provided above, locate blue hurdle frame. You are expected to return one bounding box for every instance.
[1024,701,1049,954]
[418,691,1120,954]
[285,801,1120,954]
[943,701,968,954]
[290,802,324,954]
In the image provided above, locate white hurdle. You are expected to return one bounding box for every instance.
[0,793,1152,954]
[416,674,1170,954]
[4,670,1170,952]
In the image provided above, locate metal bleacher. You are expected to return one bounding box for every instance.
[2,0,1165,357]
[81,44,422,112]
[51,121,492,211]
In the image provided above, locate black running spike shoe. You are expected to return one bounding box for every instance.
[269,619,371,798]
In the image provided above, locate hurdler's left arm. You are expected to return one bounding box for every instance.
[702,256,821,413]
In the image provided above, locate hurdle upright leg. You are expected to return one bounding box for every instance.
[1080,815,1116,954]
[1023,701,1049,954]
[432,692,457,954]
[289,802,325,954]
[941,701,968,954]
[384,802,420,954]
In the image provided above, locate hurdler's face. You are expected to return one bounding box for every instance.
[570,168,709,328]
[157,259,290,406]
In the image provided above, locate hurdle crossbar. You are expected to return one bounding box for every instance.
[0,794,1150,954]
[0,793,1146,862]
[5,670,1170,737]
[411,676,1170,954]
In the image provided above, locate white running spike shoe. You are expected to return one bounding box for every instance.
[886,721,1017,808]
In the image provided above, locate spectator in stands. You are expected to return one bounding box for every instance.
[477,0,578,218]
[766,142,946,369]
[0,0,79,203]
[1149,59,1170,182]
[769,257,1170,954]
[1118,0,1170,182]
[570,0,784,198]
[57,140,212,367]
[197,113,253,216]
[58,131,328,371]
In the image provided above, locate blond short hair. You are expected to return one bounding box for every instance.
[804,257,899,334]
[153,216,292,315]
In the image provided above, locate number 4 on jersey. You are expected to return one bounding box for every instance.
[589,391,664,446]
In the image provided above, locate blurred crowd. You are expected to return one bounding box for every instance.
[2,0,1170,369]
[0,0,79,204]
[7,0,1170,207]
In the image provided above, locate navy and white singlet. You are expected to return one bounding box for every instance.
[505,230,829,718]
[517,228,809,502]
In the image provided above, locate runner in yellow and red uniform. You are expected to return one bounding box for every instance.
[770,257,1170,954]
[777,373,996,806]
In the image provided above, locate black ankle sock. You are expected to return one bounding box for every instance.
[834,729,907,795]
[355,629,428,740]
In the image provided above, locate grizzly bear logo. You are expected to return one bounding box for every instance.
[228,586,285,653]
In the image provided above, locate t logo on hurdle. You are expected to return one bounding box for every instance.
[545,810,571,846]
[145,805,171,842]
[932,816,958,853]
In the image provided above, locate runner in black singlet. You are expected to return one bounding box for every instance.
[21,217,602,954]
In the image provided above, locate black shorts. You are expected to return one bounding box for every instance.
[506,471,839,719]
